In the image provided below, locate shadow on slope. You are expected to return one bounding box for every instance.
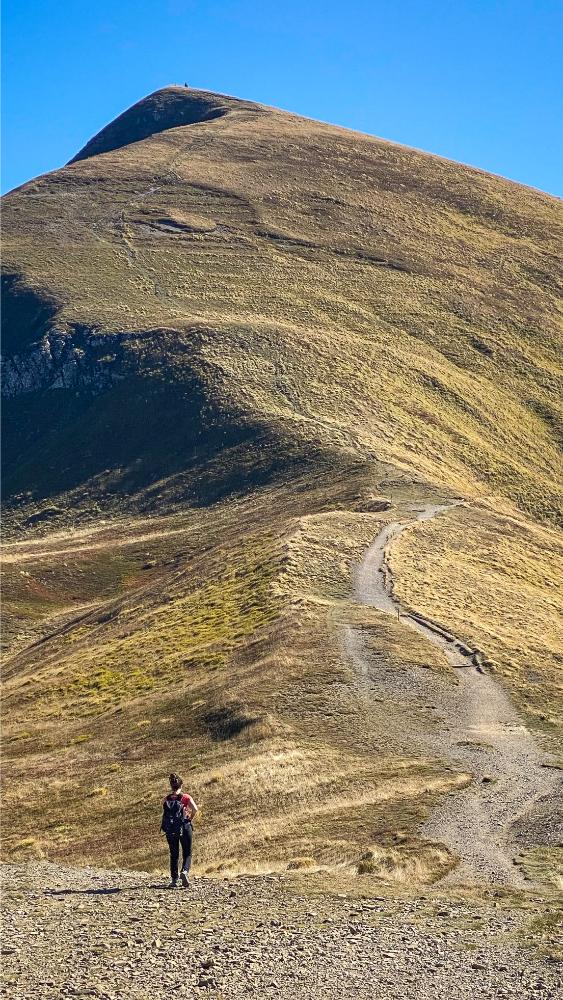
[69,87,265,164]
[1,273,60,356]
[2,323,361,528]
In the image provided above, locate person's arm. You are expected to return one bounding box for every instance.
[184,794,198,821]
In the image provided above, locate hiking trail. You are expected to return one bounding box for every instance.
[344,501,559,886]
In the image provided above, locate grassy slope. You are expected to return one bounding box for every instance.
[2,87,562,881]
[2,480,463,881]
[391,504,563,730]
[3,88,562,522]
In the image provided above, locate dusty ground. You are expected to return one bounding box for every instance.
[1,862,561,1000]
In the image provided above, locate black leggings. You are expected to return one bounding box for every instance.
[166,824,193,880]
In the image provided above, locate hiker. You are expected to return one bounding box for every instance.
[161,772,198,888]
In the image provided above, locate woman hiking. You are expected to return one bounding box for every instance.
[161,772,198,888]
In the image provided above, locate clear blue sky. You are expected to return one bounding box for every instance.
[2,0,562,196]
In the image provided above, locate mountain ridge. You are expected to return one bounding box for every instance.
[68,86,267,164]
[3,89,561,523]
[1,87,561,889]
[67,85,563,198]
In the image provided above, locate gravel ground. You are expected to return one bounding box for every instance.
[1,862,561,999]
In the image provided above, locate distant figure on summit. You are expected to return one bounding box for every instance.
[161,772,198,888]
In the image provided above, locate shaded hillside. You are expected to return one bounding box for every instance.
[1,88,561,883]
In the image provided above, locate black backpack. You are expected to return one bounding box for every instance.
[161,795,185,837]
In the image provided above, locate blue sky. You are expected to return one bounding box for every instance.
[2,1,562,196]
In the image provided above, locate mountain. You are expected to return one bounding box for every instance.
[1,87,562,888]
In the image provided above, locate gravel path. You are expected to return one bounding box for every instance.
[344,501,560,886]
[2,863,561,1000]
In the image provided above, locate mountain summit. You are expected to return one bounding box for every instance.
[69,86,265,163]
[3,87,561,520]
[2,89,562,885]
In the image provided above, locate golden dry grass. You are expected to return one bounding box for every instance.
[3,88,562,523]
[2,486,467,879]
[390,504,563,733]
[2,87,562,884]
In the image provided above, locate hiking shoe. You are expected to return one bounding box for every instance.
[179,871,189,888]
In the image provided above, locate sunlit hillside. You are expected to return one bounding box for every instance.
[2,87,561,884]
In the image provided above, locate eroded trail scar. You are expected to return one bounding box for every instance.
[347,501,558,887]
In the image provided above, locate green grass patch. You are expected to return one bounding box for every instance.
[46,534,282,713]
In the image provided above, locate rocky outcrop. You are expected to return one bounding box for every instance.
[1,325,201,398]
[1,327,129,397]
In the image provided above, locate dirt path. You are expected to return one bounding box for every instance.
[346,501,559,887]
